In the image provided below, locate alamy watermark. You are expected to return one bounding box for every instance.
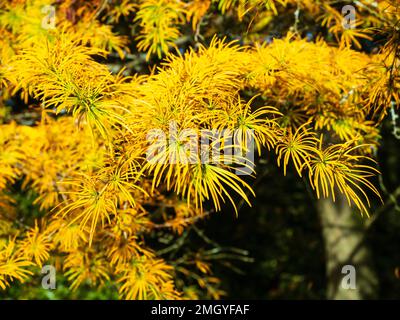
[146,121,255,175]
[341,264,357,290]
[41,265,56,290]
[342,5,356,30]
[41,5,56,30]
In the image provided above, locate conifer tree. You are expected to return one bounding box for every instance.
[0,0,398,299]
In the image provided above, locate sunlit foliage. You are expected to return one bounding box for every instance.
[0,0,398,299]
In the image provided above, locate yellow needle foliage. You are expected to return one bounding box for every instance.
[0,0,398,299]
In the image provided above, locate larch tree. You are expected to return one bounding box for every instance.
[0,0,399,299]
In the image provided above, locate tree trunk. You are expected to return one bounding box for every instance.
[318,194,379,299]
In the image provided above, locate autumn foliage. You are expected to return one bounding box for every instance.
[0,0,399,299]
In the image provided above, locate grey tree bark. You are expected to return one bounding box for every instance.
[318,194,379,299]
